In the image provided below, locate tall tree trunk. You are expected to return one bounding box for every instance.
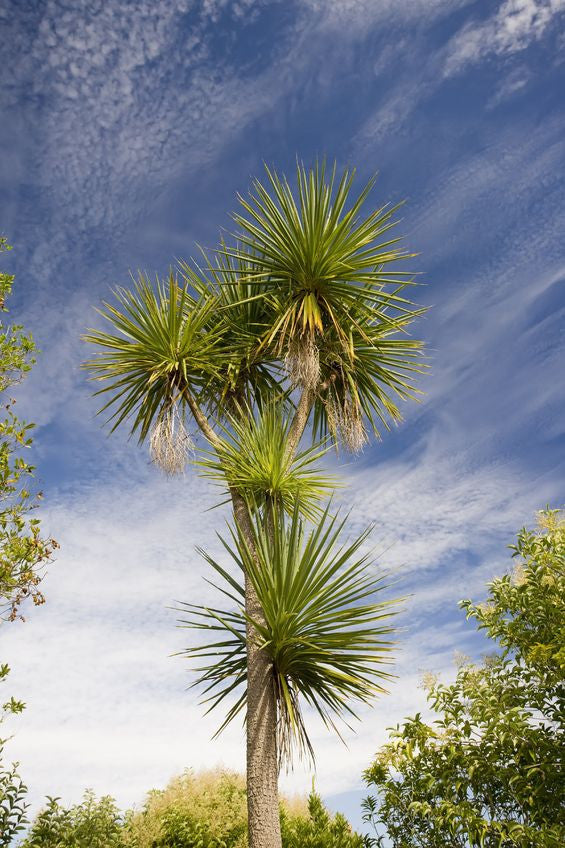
[245,576,281,848]
[231,490,282,848]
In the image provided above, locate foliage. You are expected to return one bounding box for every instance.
[180,505,398,765]
[0,237,56,845]
[123,770,249,848]
[362,509,565,848]
[227,162,413,351]
[125,770,367,848]
[0,236,57,622]
[84,164,425,459]
[225,162,426,449]
[178,249,282,416]
[0,664,28,847]
[197,402,335,519]
[281,791,369,848]
[83,274,223,448]
[20,770,365,848]
[22,790,124,847]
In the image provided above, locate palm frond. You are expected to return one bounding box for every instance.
[221,161,422,375]
[178,250,283,416]
[178,505,400,768]
[313,309,428,450]
[196,401,335,519]
[82,272,225,463]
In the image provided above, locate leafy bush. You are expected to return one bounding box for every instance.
[0,236,56,845]
[123,770,249,848]
[0,663,28,848]
[0,236,57,623]
[22,790,124,847]
[124,769,367,848]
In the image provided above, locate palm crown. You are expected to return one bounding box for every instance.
[84,163,425,459]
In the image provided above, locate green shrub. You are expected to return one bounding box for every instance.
[0,664,28,848]
[123,770,249,848]
[22,790,124,847]
[281,791,369,848]
[363,510,565,848]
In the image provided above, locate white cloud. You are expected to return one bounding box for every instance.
[1,0,299,298]
[445,0,565,75]
[301,0,470,29]
[343,437,559,582]
[486,68,530,108]
[354,1,564,145]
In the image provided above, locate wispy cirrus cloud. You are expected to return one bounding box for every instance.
[2,0,280,236]
[354,0,565,146]
[444,0,565,75]
[300,0,471,29]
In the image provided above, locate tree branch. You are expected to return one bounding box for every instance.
[183,388,223,451]
[286,387,314,459]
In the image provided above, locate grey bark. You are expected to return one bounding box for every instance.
[232,490,282,848]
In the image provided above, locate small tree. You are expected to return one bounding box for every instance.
[84,163,426,848]
[0,237,57,845]
[281,791,368,848]
[0,237,58,621]
[363,509,565,848]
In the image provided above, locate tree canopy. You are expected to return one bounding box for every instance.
[363,509,565,848]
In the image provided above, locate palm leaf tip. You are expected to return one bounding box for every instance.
[178,505,400,769]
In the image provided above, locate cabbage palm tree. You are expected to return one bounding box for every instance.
[83,163,426,848]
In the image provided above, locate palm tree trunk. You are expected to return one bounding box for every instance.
[231,490,282,848]
[245,578,281,848]
[186,388,314,848]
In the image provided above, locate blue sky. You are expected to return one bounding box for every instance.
[1,0,564,834]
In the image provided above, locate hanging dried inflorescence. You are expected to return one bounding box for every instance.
[284,335,320,390]
[325,391,368,454]
[150,403,193,474]
[340,394,368,453]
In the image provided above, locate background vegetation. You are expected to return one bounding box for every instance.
[21,770,368,848]
[0,238,56,847]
